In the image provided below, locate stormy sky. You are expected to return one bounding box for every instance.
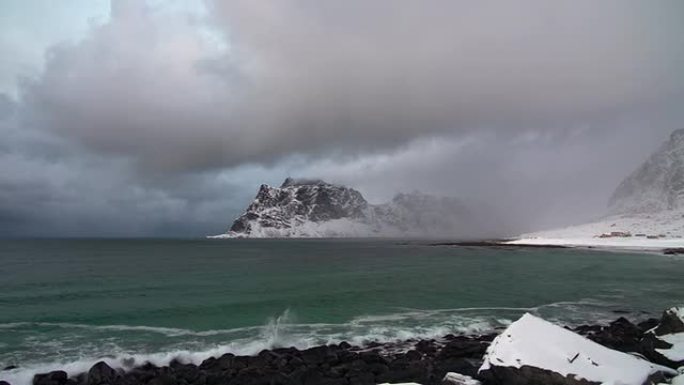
[1,0,683,237]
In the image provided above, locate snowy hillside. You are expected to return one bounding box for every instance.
[509,130,684,250]
[210,178,474,238]
[507,210,684,250]
[609,129,684,215]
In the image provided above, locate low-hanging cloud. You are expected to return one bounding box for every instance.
[22,0,684,172]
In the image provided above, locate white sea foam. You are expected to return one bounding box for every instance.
[0,322,266,338]
[0,301,628,385]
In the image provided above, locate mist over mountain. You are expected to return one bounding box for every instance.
[213,178,498,239]
[510,129,684,245]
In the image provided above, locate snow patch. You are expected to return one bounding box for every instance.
[442,372,482,384]
[480,313,676,384]
[657,333,684,362]
[653,308,684,364]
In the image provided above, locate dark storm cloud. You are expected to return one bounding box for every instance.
[22,0,684,172]
[2,0,684,236]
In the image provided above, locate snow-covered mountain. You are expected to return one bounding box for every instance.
[609,129,684,215]
[210,178,474,238]
[509,129,684,249]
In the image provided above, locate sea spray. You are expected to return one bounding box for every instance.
[260,309,294,349]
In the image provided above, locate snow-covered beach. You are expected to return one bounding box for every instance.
[505,210,684,252]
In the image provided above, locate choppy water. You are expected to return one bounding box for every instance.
[1,239,683,384]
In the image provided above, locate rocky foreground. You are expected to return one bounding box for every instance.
[4,308,683,385]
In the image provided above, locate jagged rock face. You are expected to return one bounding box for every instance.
[218,178,474,238]
[228,178,369,235]
[609,129,684,214]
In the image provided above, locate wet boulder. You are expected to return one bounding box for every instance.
[87,362,119,385]
[33,371,68,385]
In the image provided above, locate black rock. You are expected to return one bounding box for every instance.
[378,359,430,384]
[415,339,438,355]
[347,371,374,385]
[438,337,488,359]
[404,350,423,361]
[172,363,200,383]
[338,341,352,350]
[230,367,282,385]
[146,373,178,385]
[652,308,684,336]
[125,363,159,383]
[479,364,599,385]
[301,346,337,365]
[87,361,118,385]
[33,370,68,385]
[580,317,643,353]
[433,357,480,379]
[2,366,18,371]
[298,367,326,385]
[638,308,684,369]
[205,372,231,385]
[640,332,682,369]
[0,380,11,385]
[637,318,659,332]
[358,351,388,366]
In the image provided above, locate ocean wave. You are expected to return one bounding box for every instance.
[0,321,265,338]
[0,300,626,385]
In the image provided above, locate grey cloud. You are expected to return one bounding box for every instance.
[2,0,684,237]
[21,0,684,173]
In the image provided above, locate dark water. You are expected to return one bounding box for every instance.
[1,239,682,384]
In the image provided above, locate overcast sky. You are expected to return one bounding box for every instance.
[1,0,683,237]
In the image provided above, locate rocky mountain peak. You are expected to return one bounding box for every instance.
[670,128,684,143]
[608,129,684,214]
[215,179,480,238]
[226,179,370,235]
[280,177,327,188]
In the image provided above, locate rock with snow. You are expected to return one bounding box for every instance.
[657,367,684,385]
[210,178,475,238]
[669,374,684,385]
[479,313,676,385]
[642,307,684,369]
[442,372,481,385]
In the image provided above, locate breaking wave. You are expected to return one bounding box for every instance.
[0,299,635,385]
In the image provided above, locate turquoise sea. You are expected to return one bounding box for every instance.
[1,239,683,384]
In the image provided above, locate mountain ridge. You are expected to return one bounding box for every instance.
[609,129,684,215]
[211,179,475,238]
[508,129,684,248]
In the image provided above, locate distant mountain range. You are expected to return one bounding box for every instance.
[210,178,481,238]
[213,130,684,241]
